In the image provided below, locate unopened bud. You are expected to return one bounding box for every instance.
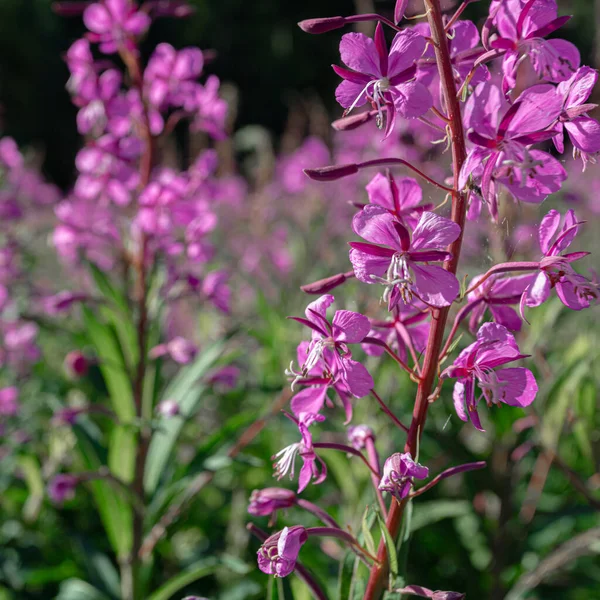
[300,271,354,294]
[298,16,346,34]
[304,163,359,182]
[332,110,376,131]
[65,351,89,378]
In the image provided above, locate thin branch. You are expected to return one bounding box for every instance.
[371,390,409,433]
[409,461,486,499]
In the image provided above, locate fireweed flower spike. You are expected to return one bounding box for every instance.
[379,452,428,501]
[257,526,308,577]
[521,209,598,313]
[441,323,538,431]
[333,23,432,135]
[553,66,600,170]
[349,206,461,309]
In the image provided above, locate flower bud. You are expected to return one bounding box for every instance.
[248,487,296,516]
[64,350,89,378]
[156,399,180,418]
[48,474,78,505]
[332,110,376,131]
[347,424,375,450]
[53,406,85,426]
[300,271,354,294]
[379,452,428,500]
[304,163,359,182]
[257,526,307,577]
[297,16,346,34]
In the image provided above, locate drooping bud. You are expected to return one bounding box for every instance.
[304,163,359,182]
[298,16,346,34]
[64,350,89,378]
[47,474,78,505]
[347,425,375,450]
[332,110,376,131]
[394,0,409,24]
[379,452,428,500]
[300,271,355,294]
[248,488,297,517]
[257,526,307,577]
[396,585,465,600]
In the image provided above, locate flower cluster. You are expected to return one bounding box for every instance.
[248,0,598,595]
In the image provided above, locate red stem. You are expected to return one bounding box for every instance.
[371,389,409,433]
[364,0,469,596]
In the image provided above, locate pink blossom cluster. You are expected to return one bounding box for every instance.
[248,0,599,592]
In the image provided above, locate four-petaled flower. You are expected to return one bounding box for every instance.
[333,23,432,135]
[379,452,428,500]
[349,206,461,308]
[257,526,308,577]
[553,67,600,170]
[488,0,580,94]
[441,323,538,431]
[521,209,598,313]
[287,295,373,415]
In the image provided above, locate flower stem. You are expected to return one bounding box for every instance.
[313,442,381,478]
[371,389,409,433]
[364,0,470,596]
[409,461,486,499]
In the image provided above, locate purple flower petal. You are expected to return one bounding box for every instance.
[388,29,427,77]
[411,211,461,251]
[538,209,561,254]
[411,263,459,307]
[332,310,371,343]
[495,367,538,407]
[339,32,381,77]
[341,357,373,399]
[565,117,600,153]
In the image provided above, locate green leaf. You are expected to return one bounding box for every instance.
[410,500,472,532]
[17,455,43,522]
[147,559,220,600]
[144,342,225,495]
[361,507,376,558]
[377,512,398,581]
[338,551,359,600]
[56,579,111,600]
[73,423,133,558]
[81,306,136,484]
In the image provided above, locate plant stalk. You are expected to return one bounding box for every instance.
[363,0,469,596]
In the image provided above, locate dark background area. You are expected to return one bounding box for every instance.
[0,0,596,189]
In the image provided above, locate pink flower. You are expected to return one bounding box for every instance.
[460,83,566,220]
[273,415,327,493]
[287,295,373,418]
[553,67,600,168]
[521,209,598,312]
[349,206,460,308]
[467,273,534,332]
[364,172,431,229]
[248,488,296,517]
[441,323,538,431]
[83,0,151,54]
[149,336,198,364]
[333,23,432,135]
[488,0,580,94]
[144,43,204,109]
[379,452,428,500]
[0,387,19,416]
[257,525,307,577]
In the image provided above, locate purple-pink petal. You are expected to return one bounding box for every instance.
[332,310,371,343]
[339,32,381,77]
[411,211,461,251]
[411,263,459,307]
[495,368,538,407]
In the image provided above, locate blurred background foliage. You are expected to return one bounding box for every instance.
[0,1,599,600]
